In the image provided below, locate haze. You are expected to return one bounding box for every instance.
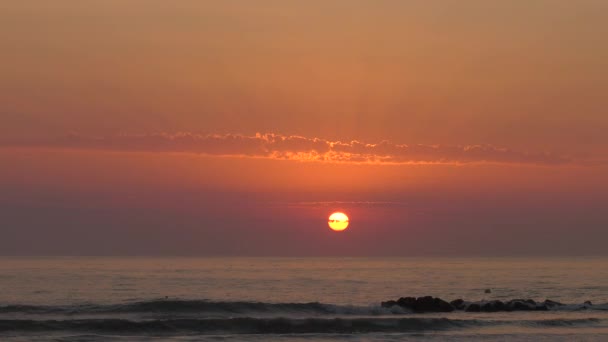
[1,0,607,256]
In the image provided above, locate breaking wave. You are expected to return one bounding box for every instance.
[0,300,401,316]
[0,299,606,316]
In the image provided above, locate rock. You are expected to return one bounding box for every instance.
[380,300,397,308]
[481,300,506,312]
[485,289,492,293]
[412,296,454,312]
[450,299,465,310]
[466,303,481,312]
[397,297,417,309]
[584,300,593,306]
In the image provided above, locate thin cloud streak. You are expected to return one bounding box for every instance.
[283,201,415,210]
[4,132,571,165]
[289,201,410,208]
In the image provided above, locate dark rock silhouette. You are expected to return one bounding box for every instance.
[382,297,570,313]
[450,299,465,310]
[381,300,397,308]
[465,303,481,312]
[415,296,454,312]
[481,300,506,312]
[397,297,416,308]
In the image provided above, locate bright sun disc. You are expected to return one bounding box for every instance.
[328,212,349,231]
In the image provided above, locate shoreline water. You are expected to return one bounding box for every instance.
[1,257,606,340]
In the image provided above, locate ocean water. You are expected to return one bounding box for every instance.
[0,257,607,341]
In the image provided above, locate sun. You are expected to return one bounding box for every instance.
[328,212,349,231]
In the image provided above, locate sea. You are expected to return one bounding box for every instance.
[0,257,607,341]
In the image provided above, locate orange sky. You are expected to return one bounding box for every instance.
[1,1,607,255]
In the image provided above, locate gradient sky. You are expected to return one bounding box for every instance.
[1,0,607,256]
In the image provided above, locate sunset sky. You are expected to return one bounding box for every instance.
[1,0,607,256]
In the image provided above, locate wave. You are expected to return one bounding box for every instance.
[0,300,416,316]
[0,317,603,335]
[1,299,606,316]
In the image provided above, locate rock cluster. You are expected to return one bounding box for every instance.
[463,299,556,312]
[381,297,570,313]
